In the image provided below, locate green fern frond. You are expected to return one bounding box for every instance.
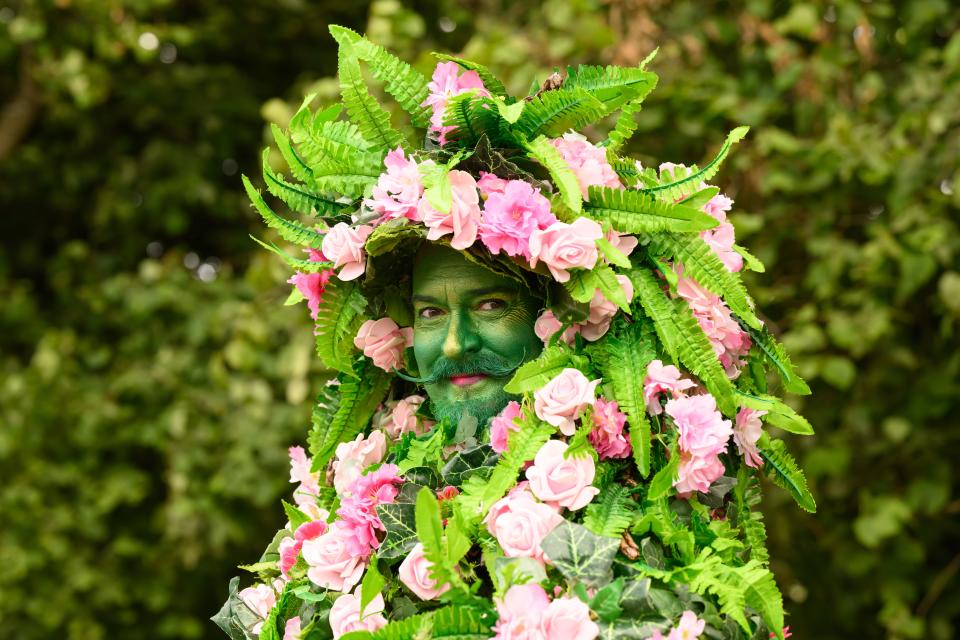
[242,175,326,248]
[733,466,769,565]
[431,606,492,639]
[271,123,315,187]
[564,64,658,110]
[584,484,637,538]
[602,100,641,151]
[329,25,432,127]
[340,611,436,640]
[641,126,749,201]
[503,345,588,394]
[432,53,509,97]
[313,278,369,375]
[261,149,352,217]
[584,186,720,233]
[337,41,404,152]
[743,325,812,395]
[513,88,608,138]
[759,437,816,513]
[672,296,738,416]
[441,92,501,148]
[649,233,761,330]
[249,236,333,273]
[524,134,582,213]
[628,267,681,364]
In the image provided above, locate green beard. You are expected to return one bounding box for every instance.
[425,381,513,428]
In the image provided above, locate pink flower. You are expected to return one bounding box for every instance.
[666,394,732,460]
[526,440,599,510]
[279,520,328,578]
[579,275,634,341]
[734,408,766,468]
[384,394,430,439]
[484,486,562,563]
[422,61,490,145]
[302,522,367,592]
[329,590,387,639]
[321,223,373,281]
[702,192,734,220]
[283,616,302,640]
[479,179,557,258]
[651,610,706,640]
[674,452,726,495]
[477,171,508,197]
[288,446,320,507]
[604,228,638,259]
[528,218,603,282]
[493,584,550,640]
[287,249,333,320]
[589,397,631,460]
[418,170,483,250]
[490,401,524,454]
[533,368,599,435]
[539,597,599,640]
[353,317,414,373]
[643,360,697,415]
[238,582,281,636]
[363,146,425,223]
[700,220,742,273]
[533,310,577,346]
[332,431,388,494]
[398,542,451,600]
[335,464,403,555]
[675,273,752,377]
[551,131,623,198]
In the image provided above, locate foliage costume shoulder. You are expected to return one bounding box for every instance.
[215,24,816,640]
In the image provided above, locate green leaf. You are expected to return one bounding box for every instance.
[431,606,493,639]
[364,218,426,257]
[376,502,418,562]
[262,149,344,218]
[641,126,750,202]
[759,437,816,513]
[360,556,385,615]
[596,236,632,269]
[525,134,582,214]
[242,175,326,249]
[503,345,587,394]
[415,486,451,587]
[313,278,368,375]
[603,99,641,151]
[336,40,403,151]
[583,485,637,538]
[646,443,679,500]
[672,296,738,416]
[494,96,525,124]
[743,325,811,395]
[628,267,681,363]
[440,92,501,148]
[733,466,769,565]
[734,243,766,272]
[513,87,608,138]
[250,236,334,274]
[540,521,620,587]
[282,500,311,530]
[736,391,814,435]
[564,64,658,110]
[584,186,719,234]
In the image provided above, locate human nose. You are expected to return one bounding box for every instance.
[442,308,481,359]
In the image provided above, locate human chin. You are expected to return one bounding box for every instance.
[426,376,512,426]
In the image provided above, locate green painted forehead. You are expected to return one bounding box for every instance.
[412,245,525,297]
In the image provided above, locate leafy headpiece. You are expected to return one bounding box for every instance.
[218,25,815,640]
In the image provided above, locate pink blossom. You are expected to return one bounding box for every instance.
[551,131,623,198]
[528,218,603,282]
[526,440,599,510]
[288,446,320,507]
[398,542,451,600]
[238,580,283,636]
[336,464,403,555]
[604,228,638,259]
[302,522,367,592]
[675,274,752,377]
[484,486,562,563]
[384,394,431,439]
[533,368,599,435]
[321,223,373,281]
[490,401,524,453]
[477,171,509,197]
[700,220,742,273]
[589,397,631,460]
[418,170,483,250]
[363,146,425,223]
[279,520,328,578]
[422,61,490,145]
[674,452,726,495]
[702,192,734,220]
[643,360,697,415]
[539,596,599,640]
[353,317,414,373]
[479,179,557,258]
[283,616,302,640]
[666,394,732,460]
[329,590,387,639]
[287,249,333,320]
[332,431,388,494]
[533,309,577,346]
[493,584,550,640]
[734,408,766,468]
[437,485,460,501]
[579,275,634,341]
[650,610,706,640]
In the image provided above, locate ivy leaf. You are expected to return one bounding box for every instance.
[211,577,263,640]
[540,521,620,587]
[376,502,418,562]
[441,444,498,487]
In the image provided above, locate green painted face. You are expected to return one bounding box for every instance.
[411,245,543,427]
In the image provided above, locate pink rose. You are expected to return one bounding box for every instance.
[493,584,550,640]
[701,220,743,273]
[238,581,281,636]
[525,440,599,510]
[528,218,603,282]
[421,61,490,146]
[354,317,414,373]
[363,146,425,224]
[477,171,508,197]
[674,271,751,378]
[643,359,697,415]
[539,597,599,640]
[674,452,726,495]
[479,179,557,258]
[734,408,766,468]
[666,394,732,460]
[484,486,562,563]
[533,368,599,436]
[533,310,577,346]
[551,131,623,198]
[490,401,524,454]
[604,228,638,259]
[329,590,387,639]
[321,222,373,281]
[579,275,634,342]
[398,542,451,600]
[702,192,734,220]
[283,616,302,640]
[588,397,631,460]
[418,170,483,249]
[288,445,320,507]
[279,520,328,578]
[384,394,430,439]
[651,610,706,640]
[332,431,387,495]
[287,249,333,320]
[302,522,367,592]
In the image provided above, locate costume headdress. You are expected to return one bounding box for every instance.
[216,25,813,640]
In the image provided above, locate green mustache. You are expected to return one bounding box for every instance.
[395,351,525,385]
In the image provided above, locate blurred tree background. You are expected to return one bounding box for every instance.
[1,0,957,638]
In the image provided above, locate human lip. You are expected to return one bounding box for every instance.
[449,373,489,387]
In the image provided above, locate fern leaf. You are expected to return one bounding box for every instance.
[743,324,811,395]
[672,296,738,416]
[308,361,391,471]
[759,437,816,513]
[584,186,719,233]
[242,175,326,248]
[329,25,432,127]
[584,484,637,537]
[735,390,814,435]
[432,53,509,97]
[313,278,368,374]
[441,91,501,148]
[249,236,333,273]
[733,466,769,565]
[602,100,641,151]
[628,267,681,364]
[687,552,784,638]
[337,41,404,152]
[641,126,749,201]
[525,134,582,213]
[271,123,315,187]
[261,149,352,217]
[564,64,658,111]
[431,606,492,639]
[649,232,761,330]
[513,87,608,139]
[503,345,588,394]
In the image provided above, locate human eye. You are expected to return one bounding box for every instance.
[477,298,508,312]
[418,306,445,320]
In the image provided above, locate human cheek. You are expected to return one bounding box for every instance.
[413,324,446,372]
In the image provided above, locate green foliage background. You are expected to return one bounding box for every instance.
[1,0,957,638]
